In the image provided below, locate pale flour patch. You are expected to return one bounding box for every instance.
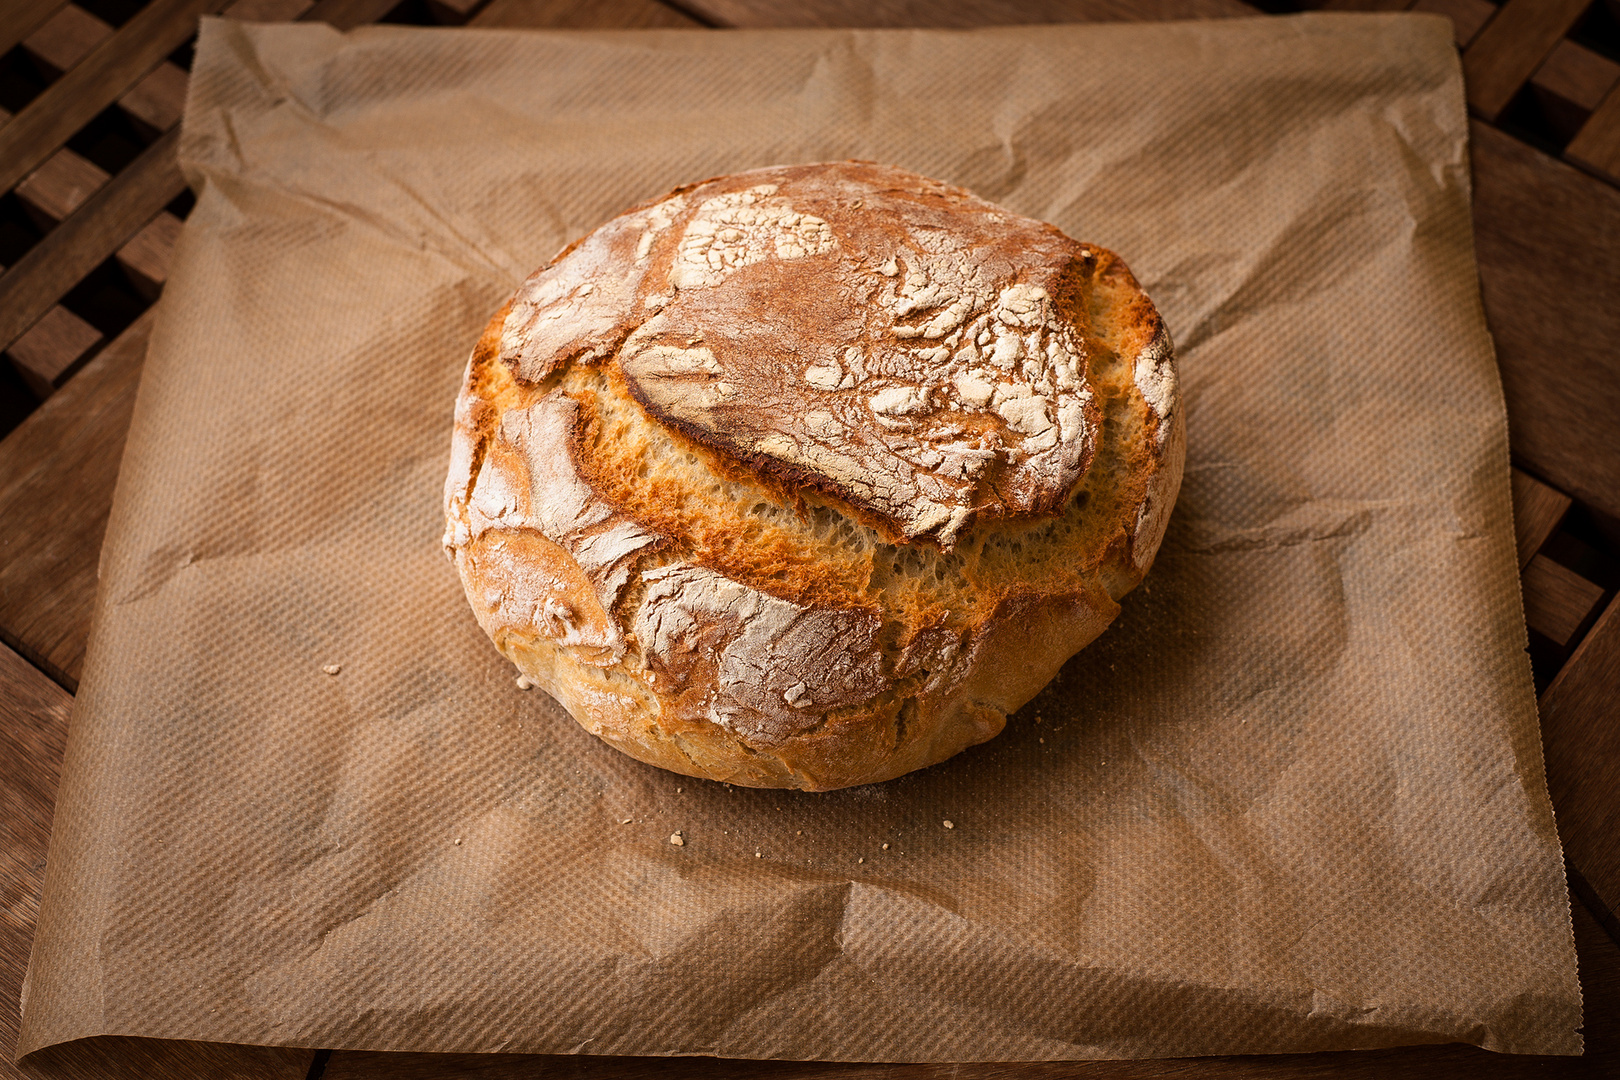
[670,185,836,290]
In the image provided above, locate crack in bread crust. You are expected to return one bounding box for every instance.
[444,162,1183,790]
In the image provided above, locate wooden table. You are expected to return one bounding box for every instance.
[2,0,1618,1076]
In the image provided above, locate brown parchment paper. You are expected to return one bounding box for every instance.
[18,13,1583,1063]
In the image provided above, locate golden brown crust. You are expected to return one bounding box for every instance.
[444,162,1183,790]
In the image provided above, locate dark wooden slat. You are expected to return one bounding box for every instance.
[1523,553,1606,646]
[19,1038,315,1079]
[5,120,186,308]
[0,310,151,690]
[0,0,227,198]
[303,0,407,29]
[1534,40,1620,114]
[1533,40,1620,143]
[0,103,125,400]
[0,641,71,1080]
[1541,591,1620,922]
[1470,121,1620,524]
[120,59,190,134]
[1510,467,1571,570]
[225,0,315,19]
[1567,84,1620,187]
[680,0,1252,27]
[118,211,183,300]
[1412,0,1494,47]
[20,3,112,74]
[0,127,182,357]
[1319,0,1414,11]
[21,3,192,134]
[1462,0,1593,121]
[470,0,701,28]
[0,0,70,60]
[15,146,109,228]
[4,305,103,399]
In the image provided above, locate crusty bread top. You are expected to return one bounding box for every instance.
[495,161,1154,549]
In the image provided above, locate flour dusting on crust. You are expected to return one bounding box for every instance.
[634,562,885,745]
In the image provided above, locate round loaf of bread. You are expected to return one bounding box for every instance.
[443,161,1183,791]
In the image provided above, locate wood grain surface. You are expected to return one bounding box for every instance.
[1510,467,1571,570]
[0,310,151,689]
[679,0,1252,26]
[21,3,112,73]
[1567,84,1620,186]
[0,0,228,197]
[1462,0,1592,120]
[1532,39,1620,115]
[0,0,69,60]
[1469,120,1620,523]
[1540,592,1620,922]
[3,307,101,400]
[0,644,70,1080]
[1411,0,1494,47]
[1523,554,1607,646]
[469,0,701,29]
[16,1039,313,1080]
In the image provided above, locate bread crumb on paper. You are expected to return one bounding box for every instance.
[669,832,684,846]
[882,843,889,850]
[321,664,341,676]
[943,820,954,829]
[515,674,536,690]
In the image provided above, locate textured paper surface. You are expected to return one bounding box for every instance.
[19,14,1583,1063]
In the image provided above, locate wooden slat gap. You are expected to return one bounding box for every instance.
[0,626,79,695]
[468,0,706,27]
[1524,553,1608,647]
[1569,859,1620,950]
[0,127,184,357]
[0,0,227,197]
[1511,466,1573,569]
[651,0,724,26]
[301,0,408,30]
[1567,80,1620,185]
[1541,588,1620,921]
[1412,0,1496,47]
[5,305,105,399]
[0,0,72,60]
[0,310,154,690]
